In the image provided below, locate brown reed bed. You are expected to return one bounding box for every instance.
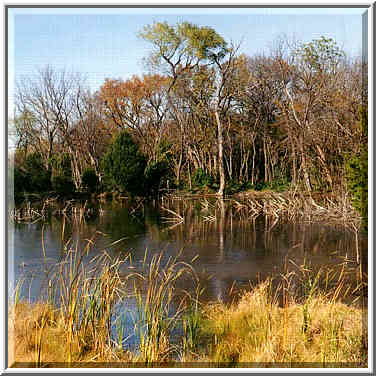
[9,247,367,368]
[189,258,367,367]
[10,198,103,224]
[160,190,361,228]
[8,237,202,368]
[231,191,361,225]
[195,281,366,366]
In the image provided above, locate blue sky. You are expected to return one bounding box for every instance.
[9,7,366,95]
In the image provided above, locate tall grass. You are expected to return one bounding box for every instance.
[131,251,200,364]
[9,232,366,367]
[182,285,203,355]
[197,264,367,367]
[9,239,203,366]
[10,232,133,366]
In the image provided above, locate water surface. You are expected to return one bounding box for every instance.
[10,198,366,304]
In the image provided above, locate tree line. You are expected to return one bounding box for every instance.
[13,21,367,215]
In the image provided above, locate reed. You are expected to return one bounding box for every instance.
[9,236,204,367]
[56,249,128,362]
[131,251,200,364]
[182,285,204,355]
[234,191,361,226]
[10,198,100,224]
[10,234,131,366]
[9,226,366,367]
[197,264,367,366]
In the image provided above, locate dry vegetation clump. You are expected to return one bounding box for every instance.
[234,191,360,225]
[198,280,367,367]
[9,276,366,368]
[8,233,366,369]
[9,249,136,367]
[10,198,102,224]
[8,247,202,368]
[8,302,137,368]
[9,302,134,367]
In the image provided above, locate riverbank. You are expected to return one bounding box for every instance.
[11,189,361,228]
[194,282,367,366]
[9,273,367,368]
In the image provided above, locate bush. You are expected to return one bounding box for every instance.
[224,180,252,195]
[51,175,75,195]
[192,168,214,189]
[144,160,170,196]
[81,168,99,193]
[49,153,75,195]
[253,177,290,192]
[14,167,30,201]
[345,107,368,230]
[24,153,51,193]
[102,131,147,196]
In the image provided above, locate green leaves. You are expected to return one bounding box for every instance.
[81,168,99,193]
[345,107,368,230]
[103,131,147,196]
[295,36,345,74]
[177,22,227,61]
[139,21,228,72]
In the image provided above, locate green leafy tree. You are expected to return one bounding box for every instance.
[346,107,368,230]
[50,153,75,195]
[24,152,51,193]
[139,21,232,196]
[81,168,99,193]
[139,21,228,76]
[103,131,147,196]
[144,160,170,196]
[295,36,344,74]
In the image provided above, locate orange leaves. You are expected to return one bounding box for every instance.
[99,74,169,130]
[100,74,168,106]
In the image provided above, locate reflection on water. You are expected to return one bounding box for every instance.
[10,198,367,305]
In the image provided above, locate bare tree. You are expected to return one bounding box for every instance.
[15,66,88,188]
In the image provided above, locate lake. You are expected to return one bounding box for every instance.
[9,197,368,350]
[9,197,366,306]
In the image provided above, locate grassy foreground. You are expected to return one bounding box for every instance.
[9,277,367,368]
[195,282,366,366]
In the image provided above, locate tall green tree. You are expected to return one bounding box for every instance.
[346,107,368,230]
[102,131,147,196]
[139,21,233,195]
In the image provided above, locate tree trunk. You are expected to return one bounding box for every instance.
[299,135,312,192]
[188,160,192,190]
[251,140,256,185]
[215,110,225,196]
[218,198,225,262]
[291,138,297,186]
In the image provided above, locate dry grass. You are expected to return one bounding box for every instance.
[9,245,133,367]
[10,302,134,367]
[233,191,360,226]
[131,251,199,364]
[10,198,99,224]
[9,276,366,368]
[197,279,367,367]
[8,245,201,368]
[9,231,366,368]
